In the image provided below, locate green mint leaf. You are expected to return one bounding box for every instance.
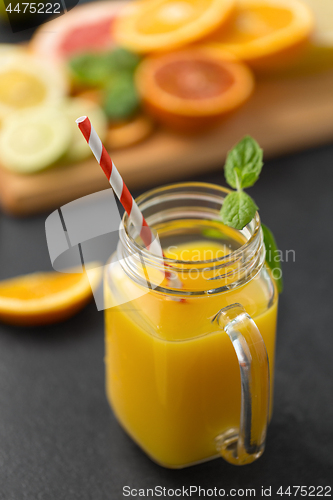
[69,53,113,86]
[105,48,141,72]
[68,49,141,88]
[104,73,140,121]
[220,191,258,230]
[224,135,263,190]
[262,223,283,293]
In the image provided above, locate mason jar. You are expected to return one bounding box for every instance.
[104,182,278,468]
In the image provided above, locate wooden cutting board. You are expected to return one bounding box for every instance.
[1,68,333,216]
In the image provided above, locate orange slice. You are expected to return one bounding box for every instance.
[280,0,333,75]
[106,114,154,149]
[114,0,235,53]
[135,47,254,132]
[204,0,314,70]
[0,265,102,326]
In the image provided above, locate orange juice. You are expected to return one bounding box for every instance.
[104,218,278,468]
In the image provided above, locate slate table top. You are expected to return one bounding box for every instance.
[1,13,333,500]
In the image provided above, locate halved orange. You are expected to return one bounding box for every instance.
[203,0,314,70]
[0,265,102,327]
[135,47,254,132]
[114,0,235,53]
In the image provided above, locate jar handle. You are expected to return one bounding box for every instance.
[213,303,270,465]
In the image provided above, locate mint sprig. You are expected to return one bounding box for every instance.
[220,135,283,293]
[220,136,263,229]
[224,135,263,190]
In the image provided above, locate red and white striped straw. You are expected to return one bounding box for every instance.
[76,116,182,291]
[76,116,156,250]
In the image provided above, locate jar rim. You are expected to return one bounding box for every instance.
[122,181,261,266]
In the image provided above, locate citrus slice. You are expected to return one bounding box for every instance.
[0,265,102,326]
[114,0,235,53]
[286,0,333,73]
[301,0,333,47]
[106,114,154,149]
[30,2,124,63]
[76,89,104,105]
[0,107,72,174]
[62,97,107,163]
[203,0,314,69]
[135,47,254,132]
[0,44,25,56]
[0,53,67,120]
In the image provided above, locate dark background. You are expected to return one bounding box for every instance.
[1,9,333,499]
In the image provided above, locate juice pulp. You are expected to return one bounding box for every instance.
[105,221,278,468]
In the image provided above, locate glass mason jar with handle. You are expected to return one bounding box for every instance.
[104,182,278,468]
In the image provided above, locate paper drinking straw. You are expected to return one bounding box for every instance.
[76,116,182,291]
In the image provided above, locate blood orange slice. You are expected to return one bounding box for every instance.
[135,47,254,132]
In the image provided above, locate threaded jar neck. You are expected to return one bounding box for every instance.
[117,182,265,297]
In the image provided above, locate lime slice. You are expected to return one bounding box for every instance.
[0,53,68,121]
[62,97,107,162]
[0,107,72,174]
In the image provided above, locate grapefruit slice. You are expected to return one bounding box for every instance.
[114,0,235,53]
[0,265,102,326]
[0,106,72,174]
[30,2,124,63]
[203,0,314,70]
[135,47,254,132]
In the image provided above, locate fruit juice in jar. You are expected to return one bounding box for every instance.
[104,196,278,469]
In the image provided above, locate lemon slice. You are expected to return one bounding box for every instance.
[0,107,72,174]
[62,97,107,163]
[0,53,68,121]
[0,265,102,326]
